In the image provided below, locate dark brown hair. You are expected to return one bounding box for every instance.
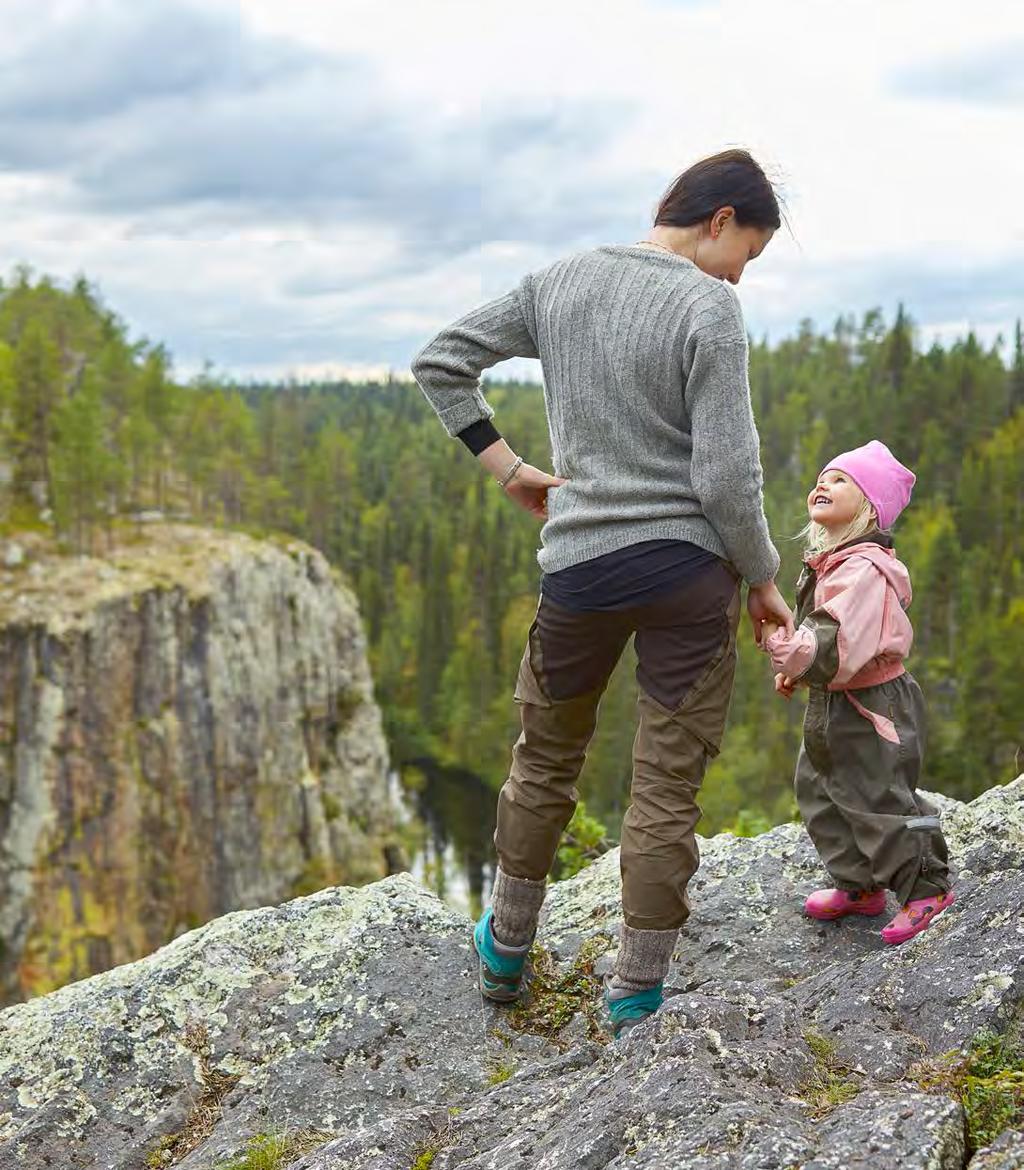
[655,149,781,231]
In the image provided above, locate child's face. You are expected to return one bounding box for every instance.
[807,469,865,530]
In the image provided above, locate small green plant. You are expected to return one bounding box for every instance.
[797,1029,861,1116]
[144,1135,178,1168]
[913,1028,1024,1153]
[409,1110,460,1169]
[553,802,613,879]
[485,1056,516,1085]
[508,935,611,1046]
[214,1128,333,1169]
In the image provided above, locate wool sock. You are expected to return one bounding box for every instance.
[490,866,546,947]
[608,923,679,992]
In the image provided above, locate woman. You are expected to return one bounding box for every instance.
[411,148,794,1038]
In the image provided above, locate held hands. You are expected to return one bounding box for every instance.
[746,580,795,647]
[750,589,798,699]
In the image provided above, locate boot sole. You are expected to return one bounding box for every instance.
[804,903,887,921]
[478,979,521,1003]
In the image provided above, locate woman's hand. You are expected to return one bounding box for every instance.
[774,672,795,700]
[747,580,795,646]
[503,463,569,520]
[477,440,568,520]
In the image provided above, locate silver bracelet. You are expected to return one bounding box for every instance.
[497,455,523,488]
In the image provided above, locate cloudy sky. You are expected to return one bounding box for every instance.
[0,0,1021,382]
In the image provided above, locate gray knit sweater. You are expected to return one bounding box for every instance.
[411,243,780,584]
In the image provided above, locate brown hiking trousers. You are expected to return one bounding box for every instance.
[494,559,741,931]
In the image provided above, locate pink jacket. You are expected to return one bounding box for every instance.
[765,541,914,740]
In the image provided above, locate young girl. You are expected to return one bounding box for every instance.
[761,440,955,945]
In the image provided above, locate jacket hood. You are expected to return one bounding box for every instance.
[809,539,912,608]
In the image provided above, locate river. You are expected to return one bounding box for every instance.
[389,758,497,918]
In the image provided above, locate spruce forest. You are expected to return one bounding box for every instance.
[0,267,1021,843]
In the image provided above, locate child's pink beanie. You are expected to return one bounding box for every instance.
[822,440,916,530]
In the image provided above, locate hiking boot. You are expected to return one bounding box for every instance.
[604,978,663,1040]
[472,907,530,1002]
[881,890,956,945]
[804,887,888,921]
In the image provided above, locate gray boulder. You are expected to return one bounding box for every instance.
[0,776,1021,1169]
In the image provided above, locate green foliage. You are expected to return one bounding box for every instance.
[914,1028,1024,1153]
[507,936,611,1047]
[212,1130,333,1170]
[798,1029,861,1115]
[553,801,613,879]
[0,272,1019,838]
[11,316,61,504]
[51,369,123,552]
[485,1056,516,1085]
[727,808,773,838]
[408,1110,461,1169]
[144,1136,178,1168]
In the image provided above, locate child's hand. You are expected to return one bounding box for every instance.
[761,620,781,644]
[774,672,795,700]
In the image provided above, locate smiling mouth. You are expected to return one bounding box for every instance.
[813,496,831,506]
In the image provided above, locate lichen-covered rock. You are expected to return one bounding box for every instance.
[968,1129,1024,1169]
[0,524,395,1004]
[0,776,1021,1169]
[0,873,489,1169]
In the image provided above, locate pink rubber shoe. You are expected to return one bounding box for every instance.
[881,890,956,945]
[804,888,888,921]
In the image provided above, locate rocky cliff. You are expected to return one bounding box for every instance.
[0,524,396,1005]
[0,774,1021,1169]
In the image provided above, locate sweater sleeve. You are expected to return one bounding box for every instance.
[410,276,539,438]
[682,295,780,585]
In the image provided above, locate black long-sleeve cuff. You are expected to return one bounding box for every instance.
[456,418,502,455]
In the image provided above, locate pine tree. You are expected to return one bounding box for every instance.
[51,370,119,552]
[1011,319,1024,414]
[11,317,61,509]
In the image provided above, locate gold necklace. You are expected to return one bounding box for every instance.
[635,239,693,261]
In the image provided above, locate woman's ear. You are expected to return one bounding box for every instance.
[711,206,735,237]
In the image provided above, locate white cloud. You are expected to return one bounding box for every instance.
[0,0,1020,379]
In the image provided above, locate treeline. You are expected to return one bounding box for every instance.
[0,268,1020,835]
[0,265,252,546]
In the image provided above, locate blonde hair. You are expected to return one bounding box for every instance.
[797,488,880,556]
